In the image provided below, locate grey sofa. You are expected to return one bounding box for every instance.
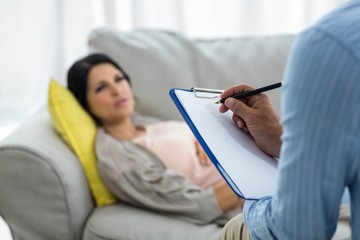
[0,29,295,240]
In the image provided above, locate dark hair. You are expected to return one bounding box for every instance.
[67,53,131,123]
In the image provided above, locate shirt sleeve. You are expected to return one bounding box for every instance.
[243,27,360,239]
[95,128,222,225]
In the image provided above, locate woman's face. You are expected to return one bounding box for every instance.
[86,63,135,125]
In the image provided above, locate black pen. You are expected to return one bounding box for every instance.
[215,82,282,104]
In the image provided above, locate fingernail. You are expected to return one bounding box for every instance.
[225,99,234,108]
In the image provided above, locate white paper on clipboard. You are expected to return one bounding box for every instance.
[169,88,278,199]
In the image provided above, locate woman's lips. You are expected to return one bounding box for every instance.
[114,98,128,107]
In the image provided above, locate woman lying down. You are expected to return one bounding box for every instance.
[67,53,243,225]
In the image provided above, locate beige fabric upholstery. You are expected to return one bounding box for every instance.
[89,28,294,120]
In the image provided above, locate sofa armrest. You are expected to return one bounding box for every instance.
[0,108,94,240]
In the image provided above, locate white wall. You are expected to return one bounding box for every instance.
[0,216,11,240]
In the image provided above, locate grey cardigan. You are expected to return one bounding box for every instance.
[96,127,224,225]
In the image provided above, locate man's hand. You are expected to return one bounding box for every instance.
[219,84,282,158]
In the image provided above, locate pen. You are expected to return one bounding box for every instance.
[215,82,282,104]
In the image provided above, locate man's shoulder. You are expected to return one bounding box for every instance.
[314,2,360,41]
[307,2,360,59]
[316,1,360,27]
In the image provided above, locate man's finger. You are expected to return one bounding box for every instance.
[220,84,256,99]
[224,98,253,120]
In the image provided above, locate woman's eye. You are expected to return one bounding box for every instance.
[95,85,106,93]
[116,76,126,82]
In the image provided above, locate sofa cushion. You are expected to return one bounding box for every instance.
[48,79,116,206]
[83,203,222,240]
[89,28,294,120]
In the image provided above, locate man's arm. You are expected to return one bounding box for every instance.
[221,26,360,239]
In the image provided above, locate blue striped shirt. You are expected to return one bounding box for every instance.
[243,1,360,239]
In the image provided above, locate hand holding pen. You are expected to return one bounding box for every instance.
[218,82,283,158]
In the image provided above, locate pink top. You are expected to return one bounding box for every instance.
[132,121,223,188]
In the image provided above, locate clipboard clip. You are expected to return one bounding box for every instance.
[191,87,223,99]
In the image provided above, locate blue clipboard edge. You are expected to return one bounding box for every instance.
[169,88,244,199]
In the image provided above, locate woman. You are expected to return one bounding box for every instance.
[67,53,243,225]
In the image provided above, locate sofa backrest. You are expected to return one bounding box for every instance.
[88,28,295,120]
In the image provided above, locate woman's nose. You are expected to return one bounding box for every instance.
[110,84,119,96]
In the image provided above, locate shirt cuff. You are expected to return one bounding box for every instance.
[244,199,256,214]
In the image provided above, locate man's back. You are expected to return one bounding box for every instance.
[243,1,360,239]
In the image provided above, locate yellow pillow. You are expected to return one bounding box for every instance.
[48,79,116,206]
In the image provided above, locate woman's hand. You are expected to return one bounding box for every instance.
[213,180,244,212]
[219,84,282,158]
[195,141,212,166]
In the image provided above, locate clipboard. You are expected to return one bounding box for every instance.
[169,88,278,200]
